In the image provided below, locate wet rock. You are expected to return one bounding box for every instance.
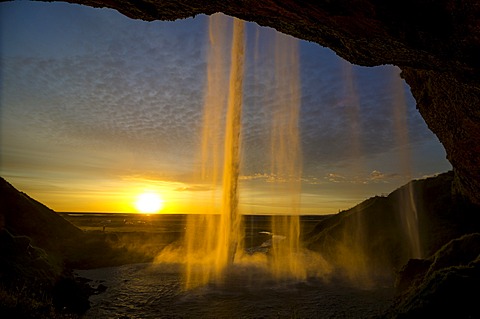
[52,277,91,314]
[388,233,480,318]
[95,283,108,294]
[395,258,432,294]
[427,233,480,275]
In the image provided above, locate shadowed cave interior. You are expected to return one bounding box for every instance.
[1,1,480,318]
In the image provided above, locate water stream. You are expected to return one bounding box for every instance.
[390,68,422,259]
[183,14,307,288]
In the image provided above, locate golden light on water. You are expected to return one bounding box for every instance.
[135,192,164,214]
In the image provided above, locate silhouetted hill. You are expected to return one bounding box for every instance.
[305,171,480,282]
[0,177,151,317]
[0,177,83,255]
[0,178,93,317]
[0,177,153,269]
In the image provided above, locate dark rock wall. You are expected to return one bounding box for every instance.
[40,0,480,204]
[305,172,480,281]
[402,68,480,204]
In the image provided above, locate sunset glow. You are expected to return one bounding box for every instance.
[0,2,451,215]
[135,192,164,214]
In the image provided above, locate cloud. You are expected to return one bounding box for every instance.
[325,173,346,183]
[323,170,404,185]
[238,173,270,181]
[2,9,436,170]
[174,185,213,192]
[1,14,209,173]
[298,62,433,169]
[369,170,385,180]
[1,4,449,201]
[367,170,404,183]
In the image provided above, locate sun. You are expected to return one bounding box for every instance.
[135,192,164,214]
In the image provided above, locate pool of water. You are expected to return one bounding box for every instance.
[77,263,394,318]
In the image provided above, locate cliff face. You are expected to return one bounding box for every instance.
[45,0,480,204]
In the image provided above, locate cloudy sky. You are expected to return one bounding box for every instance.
[0,1,451,214]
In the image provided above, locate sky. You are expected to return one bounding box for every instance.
[0,1,451,215]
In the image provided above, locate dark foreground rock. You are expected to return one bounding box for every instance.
[0,228,91,318]
[388,233,480,318]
